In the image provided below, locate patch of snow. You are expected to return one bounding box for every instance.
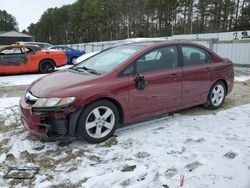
[0,65,72,87]
[0,97,20,125]
[234,75,250,82]
[0,74,44,87]
[0,97,250,187]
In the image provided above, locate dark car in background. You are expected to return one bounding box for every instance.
[49,46,85,64]
[19,41,234,143]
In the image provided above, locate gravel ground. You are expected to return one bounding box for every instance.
[0,85,27,98]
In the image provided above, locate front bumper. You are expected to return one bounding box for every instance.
[19,95,82,138]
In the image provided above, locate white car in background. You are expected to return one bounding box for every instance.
[15,41,53,49]
[74,51,100,64]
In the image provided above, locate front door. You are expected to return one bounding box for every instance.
[127,45,183,121]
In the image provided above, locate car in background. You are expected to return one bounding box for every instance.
[74,51,99,64]
[19,41,234,143]
[16,41,53,49]
[49,46,85,64]
[0,45,67,74]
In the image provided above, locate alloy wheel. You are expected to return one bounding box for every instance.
[85,106,115,139]
[211,84,225,107]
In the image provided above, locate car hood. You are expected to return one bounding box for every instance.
[29,70,99,98]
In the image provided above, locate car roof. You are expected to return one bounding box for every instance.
[17,41,51,45]
[53,45,71,48]
[117,40,209,51]
[0,44,42,52]
[123,40,202,47]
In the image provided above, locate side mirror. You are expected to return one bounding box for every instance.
[135,74,147,90]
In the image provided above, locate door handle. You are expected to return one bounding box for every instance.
[170,73,178,78]
[205,68,211,72]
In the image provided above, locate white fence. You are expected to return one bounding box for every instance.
[168,30,250,41]
[69,31,250,67]
[69,42,114,52]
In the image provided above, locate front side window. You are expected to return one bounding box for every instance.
[44,44,52,48]
[74,45,145,74]
[21,47,33,53]
[182,46,212,66]
[136,46,178,73]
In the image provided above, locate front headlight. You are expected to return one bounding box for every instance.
[33,97,76,108]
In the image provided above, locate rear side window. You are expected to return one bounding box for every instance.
[136,46,178,73]
[1,47,22,55]
[182,46,212,66]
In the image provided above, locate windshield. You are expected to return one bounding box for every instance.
[74,45,145,74]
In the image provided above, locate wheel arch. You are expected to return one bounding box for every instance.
[70,96,125,137]
[86,97,124,124]
[204,79,228,110]
[39,58,56,68]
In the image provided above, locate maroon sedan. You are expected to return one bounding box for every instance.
[19,41,234,143]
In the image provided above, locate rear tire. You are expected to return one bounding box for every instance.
[77,100,119,143]
[204,81,226,110]
[39,60,55,73]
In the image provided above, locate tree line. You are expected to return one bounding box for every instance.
[0,10,18,31]
[2,0,250,44]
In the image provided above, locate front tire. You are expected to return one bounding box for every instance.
[39,60,55,73]
[204,81,226,110]
[77,100,119,143]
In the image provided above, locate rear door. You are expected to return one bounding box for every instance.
[21,47,39,72]
[180,45,213,104]
[122,45,183,120]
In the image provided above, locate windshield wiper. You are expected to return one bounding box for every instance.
[69,66,85,72]
[69,66,101,75]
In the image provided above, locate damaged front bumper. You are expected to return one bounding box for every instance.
[19,95,83,138]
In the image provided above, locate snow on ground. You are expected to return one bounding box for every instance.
[0,74,45,87]
[0,97,250,187]
[234,75,250,82]
[0,97,20,126]
[0,65,72,87]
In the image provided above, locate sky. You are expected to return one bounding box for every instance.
[1,0,77,31]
